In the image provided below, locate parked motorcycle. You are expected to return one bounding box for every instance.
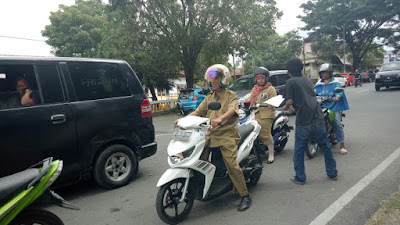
[306,89,345,159]
[156,102,264,224]
[0,157,78,225]
[354,75,362,87]
[238,99,293,153]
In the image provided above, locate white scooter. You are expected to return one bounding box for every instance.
[238,95,293,154]
[156,102,264,224]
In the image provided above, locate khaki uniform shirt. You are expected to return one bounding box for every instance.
[248,86,277,119]
[195,89,240,148]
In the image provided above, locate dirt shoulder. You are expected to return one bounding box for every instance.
[365,183,400,225]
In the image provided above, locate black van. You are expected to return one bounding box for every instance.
[0,57,157,189]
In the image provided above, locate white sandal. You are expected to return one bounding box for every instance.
[339,148,348,155]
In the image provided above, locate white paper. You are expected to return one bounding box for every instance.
[264,95,285,107]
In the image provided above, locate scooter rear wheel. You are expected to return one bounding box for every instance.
[10,209,63,225]
[306,141,319,159]
[156,178,194,224]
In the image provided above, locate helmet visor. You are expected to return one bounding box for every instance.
[205,67,223,80]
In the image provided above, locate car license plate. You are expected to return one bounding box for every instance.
[384,80,392,83]
[171,131,192,141]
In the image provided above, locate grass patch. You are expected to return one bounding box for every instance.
[366,183,400,225]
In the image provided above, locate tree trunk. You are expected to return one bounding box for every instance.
[183,65,195,88]
[352,53,360,71]
[182,51,200,88]
[149,85,158,101]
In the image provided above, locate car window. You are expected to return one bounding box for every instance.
[0,64,43,110]
[276,73,290,86]
[36,65,65,104]
[269,76,278,86]
[68,62,131,101]
[179,90,194,100]
[381,63,400,72]
[230,77,253,91]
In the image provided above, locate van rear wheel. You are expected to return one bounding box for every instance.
[93,144,138,189]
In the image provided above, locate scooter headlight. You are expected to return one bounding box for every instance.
[169,146,196,164]
[238,109,246,120]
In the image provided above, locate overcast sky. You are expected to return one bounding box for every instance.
[0,0,305,57]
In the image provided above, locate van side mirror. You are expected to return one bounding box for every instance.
[208,102,221,110]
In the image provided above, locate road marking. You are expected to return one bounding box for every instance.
[309,146,400,225]
[355,89,370,94]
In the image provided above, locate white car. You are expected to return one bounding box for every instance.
[333,73,347,87]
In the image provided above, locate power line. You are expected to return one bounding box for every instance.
[0,35,46,42]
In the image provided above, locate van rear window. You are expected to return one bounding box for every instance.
[68,62,131,101]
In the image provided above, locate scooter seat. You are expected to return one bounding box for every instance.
[238,124,254,147]
[0,168,40,205]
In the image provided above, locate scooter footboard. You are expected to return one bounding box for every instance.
[156,168,190,187]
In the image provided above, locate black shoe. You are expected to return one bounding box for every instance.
[237,195,252,211]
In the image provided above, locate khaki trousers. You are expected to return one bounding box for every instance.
[255,115,274,146]
[202,142,249,197]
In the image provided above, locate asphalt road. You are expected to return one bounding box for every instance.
[46,82,400,225]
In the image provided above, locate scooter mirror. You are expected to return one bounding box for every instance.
[208,101,221,111]
[243,100,251,109]
[334,88,344,93]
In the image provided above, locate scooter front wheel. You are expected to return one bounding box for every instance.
[10,209,64,225]
[156,178,194,224]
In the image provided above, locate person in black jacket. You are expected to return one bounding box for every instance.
[282,58,338,184]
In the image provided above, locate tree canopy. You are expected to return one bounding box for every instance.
[243,31,302,75]
[299,0,400,70]
[43,0,283,94]
[42,0,108,57]
[109,0,281,88]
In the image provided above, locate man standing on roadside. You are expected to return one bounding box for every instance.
[282,58,338,184]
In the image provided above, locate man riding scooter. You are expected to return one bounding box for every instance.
[314,63,350,155]
[174,64,252,211]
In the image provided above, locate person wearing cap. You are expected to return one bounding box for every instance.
[282,58,338,184]
[314,63,349,155]
[174,64,252,211]
[248,67,277,164]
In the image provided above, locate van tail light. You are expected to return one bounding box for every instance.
[141,99,152,117]
[192,95,198,101]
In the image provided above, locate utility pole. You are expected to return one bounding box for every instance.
[233,51,236,79]
[343,25,346,73]
[302,39,306,75]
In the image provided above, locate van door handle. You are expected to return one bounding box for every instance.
[51,114,66,124]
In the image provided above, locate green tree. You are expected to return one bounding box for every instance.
[243,31,302,74]
[42,0,108,57]
[110,0,281,88]
[299,0,400,70]
[310,35,342,61]
[359,47,385,69]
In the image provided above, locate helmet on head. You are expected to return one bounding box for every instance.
[319,63,333,78]
[204,64,231,86]
[253,67,270,79]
